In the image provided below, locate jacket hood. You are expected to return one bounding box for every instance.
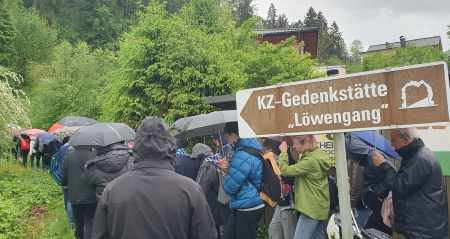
[85,143,131,173]
[134,116,176,162]
[303,148,331,171]
[191,143,213,162]
[175,138,185,149]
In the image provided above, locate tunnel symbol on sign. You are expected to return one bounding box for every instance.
[399,80,437,109]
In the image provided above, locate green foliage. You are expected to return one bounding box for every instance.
[0,0,16,66]
[85,5,122,50]
[192,0,220,31]
[257,221,269,239]
[244,38,323,88]
[9,2,57,82]
[362,44,449,72]
[27,41,117,130]
[102,2,322,128]
[0,159,62,238]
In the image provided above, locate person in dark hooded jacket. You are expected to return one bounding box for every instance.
[373,128,449,239]
[193,143,231,239]
[81,142,133,202]
[92,116,217,239]
[173,138,199,181]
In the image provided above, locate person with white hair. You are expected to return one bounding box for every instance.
[373,128,449,239]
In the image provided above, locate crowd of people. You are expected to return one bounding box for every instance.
[10,117,449,239]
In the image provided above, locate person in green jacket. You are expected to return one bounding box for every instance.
[279,135,331,239]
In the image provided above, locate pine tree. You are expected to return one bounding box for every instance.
[316,11,328,32]
[233,0,257,27]
[290,19,302,28]
[0,0,16,65]
[276,13,289,28]
[303,7,317,27]
[264,3,277,29]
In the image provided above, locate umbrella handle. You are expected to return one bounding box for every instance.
[218,131,225,158]
[373,131,377,150]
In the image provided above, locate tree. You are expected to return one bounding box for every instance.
[276,13,289,28]
[9,2,57,83]
[290,19,302,28]
[192,0,220,31]
[86,5,122,50]
[27,41,117,130]
[303,7,317,27]
[102,1,323,128]
[0,68,31,155]
[447,25,449,40]
[361,44,449,72]
[349,39,363,62]
[0,0,16,66]
[263,3,277,29]
[232,0,256,27]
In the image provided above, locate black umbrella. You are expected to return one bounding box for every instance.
[69,123,136,147]
[58,116,99,127]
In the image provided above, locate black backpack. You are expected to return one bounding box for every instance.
[328,175,339,210]
[241,147,282,207]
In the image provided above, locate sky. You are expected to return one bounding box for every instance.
[253,0,450,52]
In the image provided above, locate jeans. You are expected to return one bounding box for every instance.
[355,209,372,228]
[222,208,265,239]
[269,206,297,239]
[293,214,325,239]
[62,188,75,224]
[71,203,97,239]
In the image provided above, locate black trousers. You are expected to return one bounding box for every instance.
[71,203,97,239]
[21,150,29,167]
[364,199,393,235]
[222,207,265,239]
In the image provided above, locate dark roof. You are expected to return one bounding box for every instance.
[365,36,441,53]
[253,27,319,37]
[204,94,236,110]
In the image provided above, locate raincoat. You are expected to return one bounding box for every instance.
[279,148,331,220]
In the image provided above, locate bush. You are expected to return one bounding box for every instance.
[0,159,62,238]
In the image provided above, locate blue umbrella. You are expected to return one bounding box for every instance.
[353,131,400,160]
[36,132,62,145]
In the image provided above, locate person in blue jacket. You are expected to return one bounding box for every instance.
[221,122,264,239]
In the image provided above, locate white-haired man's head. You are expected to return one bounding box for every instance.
[390,128,420,150]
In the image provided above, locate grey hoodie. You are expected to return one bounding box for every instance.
[133,116,176,162]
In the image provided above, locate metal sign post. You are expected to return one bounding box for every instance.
[334,132,352,238]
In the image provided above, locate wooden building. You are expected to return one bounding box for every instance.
[253,27,319,59]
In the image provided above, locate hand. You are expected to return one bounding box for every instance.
[62,186,68,189]
[372,151,386,167]
[221,157,229,174]
[279,141,288,153]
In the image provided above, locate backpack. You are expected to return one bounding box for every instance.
[381,191,394,228]
[21,138,30,150]
[328,175,339,211]
[208,161,231,205]
[241,147,282,207]
[33,139,39,152]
